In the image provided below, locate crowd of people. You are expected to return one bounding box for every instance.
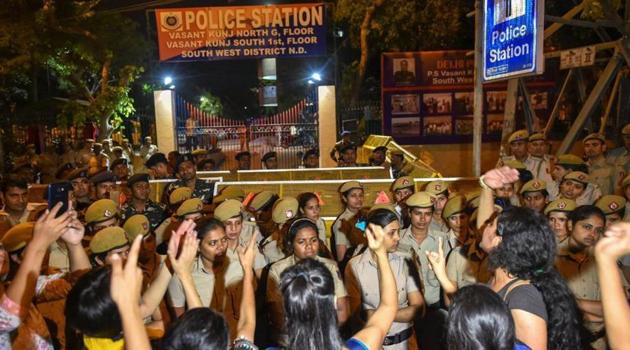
[0,125,628,350]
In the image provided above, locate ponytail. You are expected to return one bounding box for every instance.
[530,269,583,350]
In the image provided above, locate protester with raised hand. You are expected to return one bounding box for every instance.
[0,203,75,349]
[167,222,203,310]
[594,222,630,349]
[278,222,397,350]
[475,167,582,350]
[110,235,151,350]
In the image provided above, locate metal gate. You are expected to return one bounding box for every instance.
[175,94,318,170]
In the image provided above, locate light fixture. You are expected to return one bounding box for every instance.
[311,73,322,81]
[163,76,173,85]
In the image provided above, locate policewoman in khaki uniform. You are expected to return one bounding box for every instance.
[332,181,365,261]
[544,198,576,243]
[266,217,349,344]
[259,197,299,264]
[555,205,628,349]
[595,195,626,228]
[397,191,448,350]
[213,199,267,278]
[346,205,423,350]
[390,176,415,228]
[556,171,595,205]
[245,190,279,239]
[84,199,119,239]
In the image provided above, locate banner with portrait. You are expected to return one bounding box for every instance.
[381,50,555,144]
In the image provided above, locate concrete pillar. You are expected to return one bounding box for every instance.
[153,90,177,155]
[318,85,337,168]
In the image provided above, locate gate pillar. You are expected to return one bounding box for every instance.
[318,85,337,168]
[153,90,177,155]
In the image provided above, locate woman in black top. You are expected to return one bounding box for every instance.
[476,167,582,350]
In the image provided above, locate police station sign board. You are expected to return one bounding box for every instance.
[482,0,544,81]
[155,3,326,62]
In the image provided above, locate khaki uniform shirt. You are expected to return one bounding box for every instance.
[346,250,419,342]
[332,208,356,247]
[259,235,286,264]
[48,241,70,272]
[444,229,465,256]
[555,239,601,301]
[429,217,448,235]
[446,240,491,288]
[588,157,620,196]
[267,255,347,302]
[168,256,217,308]
[397,226,447,305]
[607,147,630,175]
[528,155,554,184]
[225,223,267,286]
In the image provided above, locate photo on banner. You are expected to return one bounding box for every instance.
[381,50,555,144]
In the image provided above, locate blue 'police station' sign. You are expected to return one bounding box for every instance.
[482,0,544,81]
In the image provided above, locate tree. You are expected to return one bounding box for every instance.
[41,1,148,139]
[0,0,149,140]
[199,92,224,116]
[335,0,470,102]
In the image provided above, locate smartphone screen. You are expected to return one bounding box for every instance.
[48,182,70,217]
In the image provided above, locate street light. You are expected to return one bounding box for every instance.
[163,76,173,85]
[311,72,322,81]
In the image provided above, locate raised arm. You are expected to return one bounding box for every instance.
[352,223,397,349]
[477,167,519,229]
[168,228,202,310]
[426,237,457,296]
[235,233,258,341]
[110,235,151,350]
[594,222,630,349]
[139,220,196,317]
[7,204,72,308]
[60,211,91,272]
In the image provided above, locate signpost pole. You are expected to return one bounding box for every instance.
[473,0,483,177]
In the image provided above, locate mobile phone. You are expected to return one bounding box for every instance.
[48,182,70,217]
[355,219,367,232]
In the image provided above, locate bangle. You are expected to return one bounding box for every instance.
[479,175,492,190]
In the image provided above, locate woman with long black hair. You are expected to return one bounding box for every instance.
[277,221,398,349]
[474,166,583,350]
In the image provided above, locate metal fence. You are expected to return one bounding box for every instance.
[174,94,318,170]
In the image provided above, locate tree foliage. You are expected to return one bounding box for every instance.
[199,92,224,116]
[0,0,149,138]
[334,0,471,101]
